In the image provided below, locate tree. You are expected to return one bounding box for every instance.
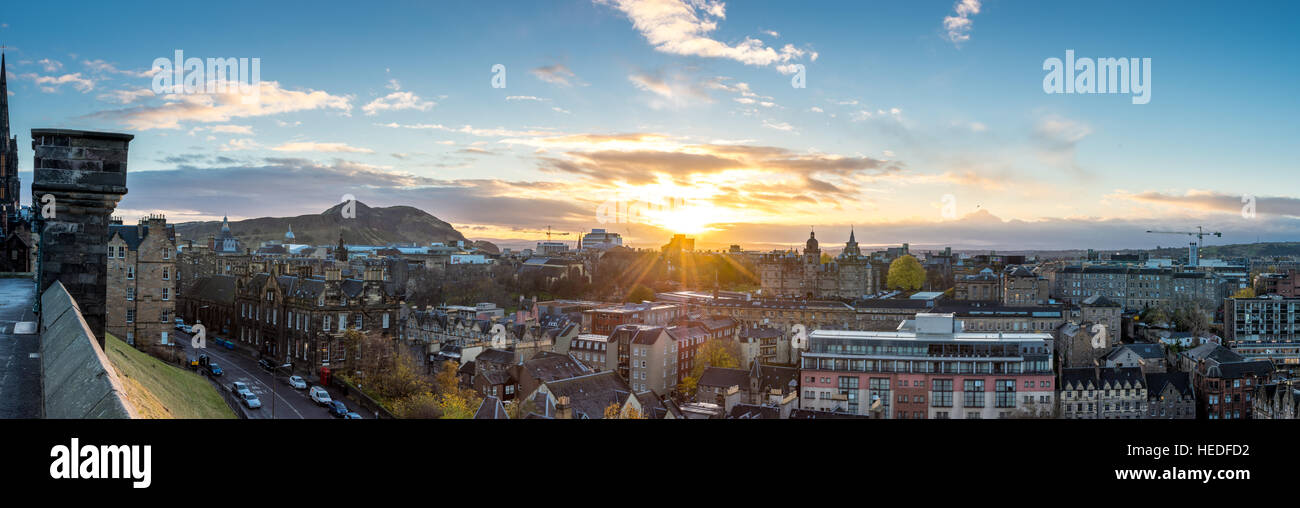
[1232,287,1256,299]
[886,255,925,291]
[603,402,622,419]
[625,285,655,303]
[679,338,741,396]
[436,392,480,419]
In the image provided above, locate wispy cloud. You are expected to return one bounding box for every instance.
[86,80,353,130]
[943,0,982,46]
[362,90,436,115]
[531,64,580,86]
[271,141,375,153]
[597,0,813,68]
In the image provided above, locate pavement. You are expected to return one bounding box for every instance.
[174,329,359,419]
[0,277,40,418]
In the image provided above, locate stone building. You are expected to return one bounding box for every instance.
[1145,372,1195,419]
[1002,266,1050,306]
[106,214,177,357]
[1058,366,1148,419]
[1253,379,1300,419]
[180,258,401,374]
[758,230,877,300]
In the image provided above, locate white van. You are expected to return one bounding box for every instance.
[309,386,332,406]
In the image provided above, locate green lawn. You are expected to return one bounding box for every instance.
[105,333,236,419]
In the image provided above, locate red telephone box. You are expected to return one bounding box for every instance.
[320,366,330,386]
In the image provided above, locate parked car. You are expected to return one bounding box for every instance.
[182,325,193,334]
[258,359,274,372]
[309,386,332,406]
[238,389,261,409]
[328,400,349,417]
[287,375,307,390]
[229,381,249,394]
[343,412,362,419]
[206,362,223,376]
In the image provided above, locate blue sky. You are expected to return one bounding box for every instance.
[2,0,1297,251]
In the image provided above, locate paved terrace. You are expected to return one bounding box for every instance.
[0,277,40,418]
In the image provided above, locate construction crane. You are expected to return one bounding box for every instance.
[1145,226,1223,247]
[518,225,571,242]
[1145,226,1223,266]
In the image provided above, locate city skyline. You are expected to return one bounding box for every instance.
[0,0,1297,251]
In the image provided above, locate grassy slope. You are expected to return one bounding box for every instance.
[105,334,235,419]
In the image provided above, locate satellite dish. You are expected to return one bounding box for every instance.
[1090,323,1108,349]
[790,324,809,350]
[490,324,508,349]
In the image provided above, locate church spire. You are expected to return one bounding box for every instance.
[1,51,10,144]
[848,225,856,244]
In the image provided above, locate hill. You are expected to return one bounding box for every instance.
[105,333,235,419]
[174,201,473,247]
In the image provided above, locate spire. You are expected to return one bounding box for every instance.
[848,225,856,244]
[1,51,9,143]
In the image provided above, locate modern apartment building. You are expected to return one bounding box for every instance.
[1224,295,1300,375]
[798,313,1055,419]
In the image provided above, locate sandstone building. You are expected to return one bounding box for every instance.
[758,230,877,300]
[106,215,177,357]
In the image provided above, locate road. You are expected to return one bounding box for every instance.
[0,278,40,418]
[174,329,357,419]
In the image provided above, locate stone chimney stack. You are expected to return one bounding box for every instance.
[31,129,133,347]
[556,395,572,419]
[325,263,342,281]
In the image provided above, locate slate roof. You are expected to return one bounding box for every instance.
[521,352,589,383]
[697,367,749,389]
[1209,360,1275,380]
[788,408,871,419]
[1183,343,1244,364]
[185,275,237,304]
[633,391,680,419]
[109,223,176,251]
[543,371,631,419]
[476,348,516,366]
[1081,294,1120,307]
[1060,366,1146,390]
[1145,372,1193,399]
[474,396,509,419]
[728,403,782,419]
[751,363,799,394]
[1107,343,1166,361]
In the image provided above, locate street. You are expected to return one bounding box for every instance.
[0,278,40,418]
[174,328,358,419]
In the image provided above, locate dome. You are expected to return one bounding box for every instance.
[805,231,818,251]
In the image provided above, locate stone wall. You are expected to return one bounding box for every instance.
[31,128,132,347]
[40,280,138,419]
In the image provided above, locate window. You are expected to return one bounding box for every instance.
[126,287,134,301]
[162,288,170,301]
[126,310,135,323]
[995,380,1016,408]
[162,267,169,280]
[964,380,985,407]
[161,332,169,345]
[127,266,134,280]
[931,379,953,407]
[382,313,390,329]
[839,376,860,413]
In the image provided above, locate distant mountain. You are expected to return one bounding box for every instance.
[174,201,477,248]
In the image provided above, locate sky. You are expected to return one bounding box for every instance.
[1,0,1297,252]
